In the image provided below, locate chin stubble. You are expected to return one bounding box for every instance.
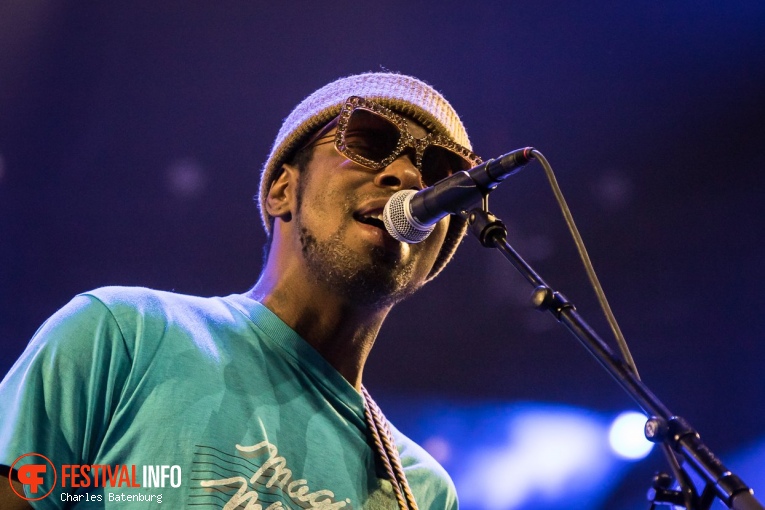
[293,168,422,306]
[297,224,419,307]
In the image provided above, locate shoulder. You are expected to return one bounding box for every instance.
[79,285,245,329]
[1,290,142,407]
[82,285,219,316]
[392,423,453,479]
[76,285,252,354]
[20,286,244,366]
[390,423,458,510]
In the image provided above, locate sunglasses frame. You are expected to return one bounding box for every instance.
[304,96,481,186]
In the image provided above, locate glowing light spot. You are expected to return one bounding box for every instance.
[423,436,451,464]
[166,157,207,198]
[458,408,613,510]
[609,411,654,460]
[594,171,633,210]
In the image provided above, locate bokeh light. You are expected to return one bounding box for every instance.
[608,411,654,460]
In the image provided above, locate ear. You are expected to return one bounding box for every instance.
[265,163,300,221]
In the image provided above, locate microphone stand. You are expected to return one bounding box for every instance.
[465,207,763,510]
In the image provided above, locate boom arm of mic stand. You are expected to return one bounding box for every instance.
[465,208,763,510]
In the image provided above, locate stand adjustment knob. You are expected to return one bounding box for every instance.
[647,472,685,506]
[645,416,669,443]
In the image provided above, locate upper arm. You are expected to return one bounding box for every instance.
[0,294,132,506]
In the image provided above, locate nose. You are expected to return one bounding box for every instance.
[373,154,423,190]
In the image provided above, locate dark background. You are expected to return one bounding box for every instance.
[2,1,764,508]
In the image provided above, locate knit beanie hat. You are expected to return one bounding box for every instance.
[259,72,475,280]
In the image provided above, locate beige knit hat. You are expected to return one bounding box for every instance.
[259,72,475,280]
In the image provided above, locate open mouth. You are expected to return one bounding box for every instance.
[354,211,386,231]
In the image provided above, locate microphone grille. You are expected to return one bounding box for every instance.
[383,190,433,244]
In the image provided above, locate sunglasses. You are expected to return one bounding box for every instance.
[303,96,482,187]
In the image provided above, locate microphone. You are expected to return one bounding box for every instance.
[383,147,535,243]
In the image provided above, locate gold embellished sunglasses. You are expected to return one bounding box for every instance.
[303,96,482,187]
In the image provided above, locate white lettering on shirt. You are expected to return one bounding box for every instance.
[199,441,349,510]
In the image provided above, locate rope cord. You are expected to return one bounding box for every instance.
[362,387,419,510]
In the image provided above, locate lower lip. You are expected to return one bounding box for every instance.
[355,220,399,250]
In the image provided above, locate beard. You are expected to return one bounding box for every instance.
[294,201,422,308]
[296,223,421,308]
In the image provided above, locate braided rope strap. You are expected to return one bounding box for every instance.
[362,386,419,510]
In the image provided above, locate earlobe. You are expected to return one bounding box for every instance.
[265,164,300,220]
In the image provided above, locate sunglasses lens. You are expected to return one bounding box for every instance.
[421,146,474,186]
[344,108,401,163]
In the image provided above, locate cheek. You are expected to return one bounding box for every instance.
[416,218,450,265]
[299,174,350,223]
[431,219,450,246]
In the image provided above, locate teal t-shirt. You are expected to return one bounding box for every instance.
[0,287,457,509]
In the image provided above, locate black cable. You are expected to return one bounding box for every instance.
[530,149,695,509]
[530,149,639,377]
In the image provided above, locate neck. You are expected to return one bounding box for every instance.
[247,268,391,390]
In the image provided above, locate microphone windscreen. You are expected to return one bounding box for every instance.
[383,190,433,244]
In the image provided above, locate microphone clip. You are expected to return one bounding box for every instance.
[464,208,507,249]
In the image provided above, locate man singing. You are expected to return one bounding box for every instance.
[0,72,481,509]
